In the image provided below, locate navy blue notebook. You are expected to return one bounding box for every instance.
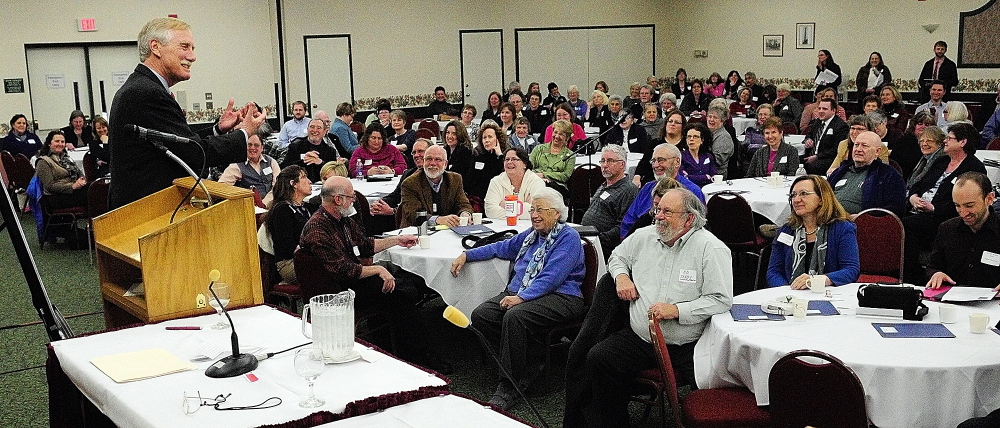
[872,323,955,338]
[730,304,785,321]
[449,224,495,236]
[807,300,840,316]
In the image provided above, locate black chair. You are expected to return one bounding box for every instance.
[542,239,598,370]
[567,163,602,223]
[769,349,869,428]
[39,196,86,250]
[706,191,767,292]
[85,178,111,262]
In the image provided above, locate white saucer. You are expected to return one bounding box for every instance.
[324,349,361,364]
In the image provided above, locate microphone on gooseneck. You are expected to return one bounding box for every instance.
[128,124,196,147]
[442,306,550,428]
[204,270,259,378]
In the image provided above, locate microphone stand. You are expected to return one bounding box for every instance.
[559,118,624,198]
[131,124,213,206]
[205,282,258,378]
[467,324,550,428]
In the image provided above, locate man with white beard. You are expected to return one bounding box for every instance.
[398,144,473,227]
[564,188,732,427]
[619,143,704,239]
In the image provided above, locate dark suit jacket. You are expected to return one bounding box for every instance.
[398,170,472,227]
[107,64,247,208]
[919,56,959,95]
[806,116,848,168]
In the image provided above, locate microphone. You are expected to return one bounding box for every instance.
[204,269,259,378]
[442,306,549,428]
[128,124,195,145]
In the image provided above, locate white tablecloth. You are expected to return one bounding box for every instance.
[318,394,531,427]
[375,220,607,316]
[694,284,1000,428]
[732,117,757,136]
[702,177,793,224]
[50,306,447,428]
[737,134,806,156]
[309,176,401,203]
[976,150,1000,184]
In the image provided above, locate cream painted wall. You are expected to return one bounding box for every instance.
[0,0,276,126]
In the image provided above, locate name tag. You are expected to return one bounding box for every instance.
[891,113,899,118]
[752,96,759,102]
[352,246,360,256]
[540,110,547,115]
[300,153,307,160]
[777,232,794,246]
[679,269,697,283]
[29,139,38,145]
[261,167,272,175]
[474,162,484,170]
[779,156,787,163]
[782,105,789,111]
[628,138,637,144]
[703,157,711,164]
[600,191,611,200]
[826,128,833,135]
[835,179,847,188]
[952,177,958,184]
[432,203,437,212]
[364,159,373,165]
[982,251,1000,266]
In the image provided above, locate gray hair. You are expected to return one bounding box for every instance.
[603,144,628,161]
[609,94,623,103]
[668,188,707,230]
[138,17,190,62]
[659,93,678,105]
[707,104,730,121]
[654,142,680,158]
[946,101,970,122]
[640,84,653,93]
[866,110,887,126]
[776,83,792,92]
[531,187,569,222]
[508,81,521,91]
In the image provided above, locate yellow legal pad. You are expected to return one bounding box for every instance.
[91,348,197,383]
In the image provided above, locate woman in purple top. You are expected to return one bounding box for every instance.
[348,122,407,176]
[679,122,716,187]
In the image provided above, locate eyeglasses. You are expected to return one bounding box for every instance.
[849,126,868,132]
[788,191,817,200]
[650,156,677,164]
[527,207,556,214]
[944,135,958,141]
[686,135,702,140]
[424,157,446,163]
[504,157,522,162]
[183,391,282,415]
[598,159,624,165]
[337,193,356,201]
[652,207,686,217]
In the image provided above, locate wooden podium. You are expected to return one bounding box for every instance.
[94,177,263,327]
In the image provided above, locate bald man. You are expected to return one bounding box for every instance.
[827,131,906,216]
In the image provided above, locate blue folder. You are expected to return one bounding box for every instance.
[730,304,785,321]
[872,323,955,338]
[807,300,840,316]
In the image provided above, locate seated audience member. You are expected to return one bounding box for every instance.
[529,120,576,186]
[450,187,586,410]
[706,105,735,179]
[773,83,803,129]
[671,68,691,98]
[594,80,609,94]
[658,93,678,118]
[347,122,407,178]
[481,91,503,125]
[35,130,89,209]
[314,110,352,159]
[862,94,882,114]
[747,117,800,177]
[907,126,946,188]
[1,114,42,158]
[802,98,848,175]
[879,86,911,137]
[943,100,972,132]
[220,126,281,205]
[633,110,686,185]
[621,143,704,239]
[893,111,938,181]
[744,71,765,103]
[799,88,846,135]
[564,188,732,428]
[263,165,317,283]
[330,102,359,155]
[508,93,525,118]
[398,144,473,227]
[741,103,773,155]
[503,82,520,102]
[497,102,517,135]
[508,117,539,152]
[89,116,111,177]
[925,172,1000,289]
[869,109,902,148]
[623,83,641,110]
[729,87,757,118]
[300,175,449,372]
[647,76,662,100]
[586,90,612,135]
[827,114,877,175]
[484,147,546,220]
[640,103,664,141]
[678,79,710,116]
[364,99,392,131]
[460,104,480,144]
[915,80,948,128]
[279,101,309,149]
[581,145,640,259]
[442,120,474,177]
[522,92,550,135]
[543,103,587,148]
[623,177,682,238]
[637,84,656,108]
[566,85,588,118]
[761,83,778,106]
[370,139,429,220]
[466,122,509,206]
[767,175,860,287]
[427,86,453,116]
[903,123,987,285]
[527,82,542,99]
[607,95,627,126]
[282,119,341,182]
[543,82,567,108]
[387,110,417,168]
[704,72,725,98]
[60,110,94,149]
[827,131,907,215]
[679,122,716,187]
[723,70,744,100]
[606,110,649,154]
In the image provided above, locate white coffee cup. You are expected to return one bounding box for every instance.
[770,171,780,177]
[472,213,483,225]
[970,313,990,334]
[418,235,431,249]
[809,275,827,294]
[939,305,959,324]
[458,216,470,227]
[791,298,808,321]
[712,175,724,184]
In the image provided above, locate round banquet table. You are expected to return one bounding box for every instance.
[702,176,793,224]
[374,220,607,317]
[693,283,1000,428]
[975,150,999,184]
[307,176,401,203]
[732,117,757,136]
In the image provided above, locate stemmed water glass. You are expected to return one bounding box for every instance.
[208,282,231,330]
[294,348,325,408]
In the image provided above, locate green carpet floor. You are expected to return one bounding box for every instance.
[0,210,674,427]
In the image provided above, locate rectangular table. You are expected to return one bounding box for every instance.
[317,394,532,427]
[49,306,448,428]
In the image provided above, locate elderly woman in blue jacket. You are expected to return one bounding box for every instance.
[767,175,860,288]
[450,186,585,410]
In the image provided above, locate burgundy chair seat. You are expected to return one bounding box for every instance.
[857,274,899,284]
[682,387,771,428]
[271,282,301,296]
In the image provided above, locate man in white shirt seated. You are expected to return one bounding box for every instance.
[278,101,309,149]
[914,80,948,128]
[219,125,280,205]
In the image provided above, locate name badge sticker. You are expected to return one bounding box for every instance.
[261,167,272,175]
[364,159,373,165]
[752,96,759,102]
[779,156,787,163]
[352,246,361,256]
[782,105,789,111]
[777,232,794,246]
[826,128,834,135]
[628,138,637,144]
[600,191,611,200]
[704,157,711,164]
[892,113,899,118]
[474,162,485,170]
[679,269,697,283]
[835,179,847,188]
[540,110,547,116]
[982,251,1000,267]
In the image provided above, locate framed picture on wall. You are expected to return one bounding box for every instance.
[763,35,783,57]
[796,23,815,49]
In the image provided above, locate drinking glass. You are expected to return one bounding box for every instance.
[294,348,326,408]
[208,283,231,330]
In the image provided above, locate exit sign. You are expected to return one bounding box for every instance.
[78,18,97,32]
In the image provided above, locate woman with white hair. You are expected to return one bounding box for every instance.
[450,186,586,411]
[942,101,971,132]
[586,90,612,135]
[567,85,588,119]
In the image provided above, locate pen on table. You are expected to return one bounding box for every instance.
[165,326,201,330]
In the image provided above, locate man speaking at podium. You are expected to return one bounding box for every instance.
[108,17,267,209]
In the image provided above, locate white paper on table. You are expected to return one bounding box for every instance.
[90,348,196,383]
[815,69,839,85]
[941,286,999,302]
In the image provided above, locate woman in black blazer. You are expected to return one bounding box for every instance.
[481,91,502,125]
[60,110,94,149]
[814,50,843,94]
